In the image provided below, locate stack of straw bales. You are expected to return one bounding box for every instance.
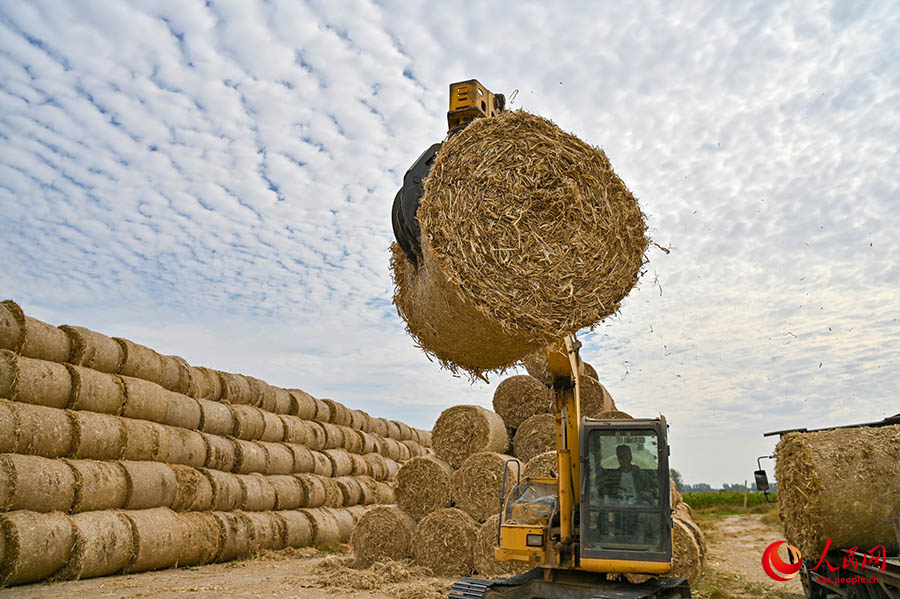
[390,111,648,378]
[0,300,430,587]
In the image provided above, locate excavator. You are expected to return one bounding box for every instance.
[392,80,691,598]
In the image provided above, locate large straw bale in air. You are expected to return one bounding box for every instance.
[492,374,552,429]
[5,400,75,458]
[350,505,416,566]
[391,111,647,376]
[513,413,556,464]
[413,508,478,576]
[68,459,128,512]
[523,450,557,478]
[177,512,222,567]
[0,351,72,409]
[475,514,531,578]
[63,510,133,579]
[395,455,453,520]
[776,424,900,555]
[120,461,177,510]
[70,410,125,460]
[595,410,631,420]
[432,405,508,468]
[0,454,76,513]
[121,508,184,574]
[0,510,75,586]
[60,325,123,373]
[453,452,522,522]
[68,365,124,414]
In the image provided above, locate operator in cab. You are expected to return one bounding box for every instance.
[602,444,657,505]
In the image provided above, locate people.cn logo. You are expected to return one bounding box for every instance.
[762,541,802,581]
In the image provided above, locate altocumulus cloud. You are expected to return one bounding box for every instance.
[1,0,898,484]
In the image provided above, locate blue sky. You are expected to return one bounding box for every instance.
[1,0,898,486]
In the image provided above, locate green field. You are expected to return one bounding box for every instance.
[682,491,777,516]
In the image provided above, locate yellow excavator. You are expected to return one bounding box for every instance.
[392,81,689,599]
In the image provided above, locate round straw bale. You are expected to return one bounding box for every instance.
[198,398,234,436]
[393,420,414,442]
[316,422,343,449]
[0,300,25,352]
[68,365,124,414]
[212,512,252,562]
[63,511,133,579]
[176,512,221,567]
[237,473,277,511]
[414,429,432,447]
[594,410,631,420]
[164,392,202,430]
[164,428,208,468]
[192,366,213,400]
[269,475,304,510]
[380,437,403,462]
[203,468,245,511]
[115,338,164,384]
[0,510,75,585]
[396,455,453,521]
[259,410,285,442]
[678,515,706,556]
[349,409,367,431]
[10,401,75,458]
[581,377,615,418]
[396,441,412,462]
[270,387,292,414]
[358,431,378,454]
[232,439,269,474]
[201,432,236,472]
[321,477,345,508]
[356,476,378,505]
[385,458,400,480]
[334,477,363,506]
[670,477,682,508]
[310,451,333,477]
[513,414,556,464]
[67,459,128,512]
[300,508,342,545]
[674,502,692,521]
[337,426,360,453]
[60,325,122,373]
[432,405,508,468]
[0,352,73,409]
[401,439,426,458]
[362,453,387,481]
[121,376,169,423]
[159,355,184,393]
[583,362,599,380]
[320,399,350,426]
[412,508,477,576]
[523,451,557,478]
[19,317,71,363]
[260,442,295,475]
[324,449,353,477]
[324,508,355,541]
[776,424,900,555]
[121,461,177,510]
[246,511,287,553]
[0,399,19,452]
[257,381,278,413]
[475,514,531,578]
[373,481,395,504]
[348,453,370,476]
[199,366,224,401]
[453,452,522,522]
[522,351,551,385]
[346,504,371,522]
[121,508,184,574]
[295,473,327,508]
[279,510,313,548]
[219,372,253,405]
[0,453,76,512]
[70,410,125,460]
[231,405,266,440]
[312,398,331,423]
[285,442,315,473]
[384,419,402,441]
[492,375,552,429]
[305,420,327,451]
[671,517,702,583]
[170,464,214,511]
[279,415,309,445]
[244,376,268,408]
[287,389,318,419]
[370,417,389,438]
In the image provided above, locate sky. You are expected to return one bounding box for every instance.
[1,0,898,486]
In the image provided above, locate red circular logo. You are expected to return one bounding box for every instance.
[762,541,802,581]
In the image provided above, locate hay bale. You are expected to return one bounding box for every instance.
[412,508,477,576]
[453,452,522,522]
[9,401,75,458]
[321,399,351,426]
[394,420,414,442]
[385,419,402,441]
[0,399,19,452]
[63,511,133,579]
[231,405,266,440]
[349,409,368,431]
[373,481,395,504]
[198,398,235,436]
[0,510,75,585]
[334,476,363,506]
[380,437,403,462]
[115,337,164,385]
[358,431,378,454]
[120,376,169,423]
[286,442,315,473]
[120,418,163,461]
[67,459,128,512]
[581,377,615,418]
[583,362,599,380]
[0,454,76,512]
[60,325,122,373]
[68,366,124,414]
[391,111,647,375]
[492,375,551,429]
[288,389,318,420]
[671,517,702,583]
[339,426,363,453]
[395,455,453,521]
[121,507,184,573]
[776,424,900,555]
[120,461,177,510]
[432,405,508,468]
[312,398,331,422]
[170,464,214,511]
[324,448,353,477]
[196,366,224,401]
[295,473,327,507]
[370,417,389,438]
[280,415,311,445]
[0,352,73,409]
[362,453,388,482]
[356,476,378,505]
[513,414,556,464]
[306,422,329,451]
[232,439,269,474]
[317,422,344,449]
[348,453,370,477]
[670,477,682,508]
[164,427,208,468]
[177,512,221,567]
[260,442,295,475]
[0,300,25,353]
[70,410,125,460]
[278,510,314,548]
[522,349,552,385]
[324,507,355,541]
[300,508,342,545]
[237,473,277,511]
[384,458,400,480]
[260,410,286,442]
[245,376,270,409]
[203,469,245,511]
[164,392,202,430]
[271,387,293,414]
[19,317,71,364]
[246,511,287,553]
[310,450,333,477]
[678,515,706,556]
[523,451,557,478]
[158,355,194,397]
[212,512,252,562]
[220,372,253,405]
[594,409,631,419]
[201,432,237,472]
[269,475,304,510]
[321,477,345,508]
[475,514,531,578]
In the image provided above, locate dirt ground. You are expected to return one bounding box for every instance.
[1,514,803,599]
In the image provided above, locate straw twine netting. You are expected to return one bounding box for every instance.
[392,111,647,376]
